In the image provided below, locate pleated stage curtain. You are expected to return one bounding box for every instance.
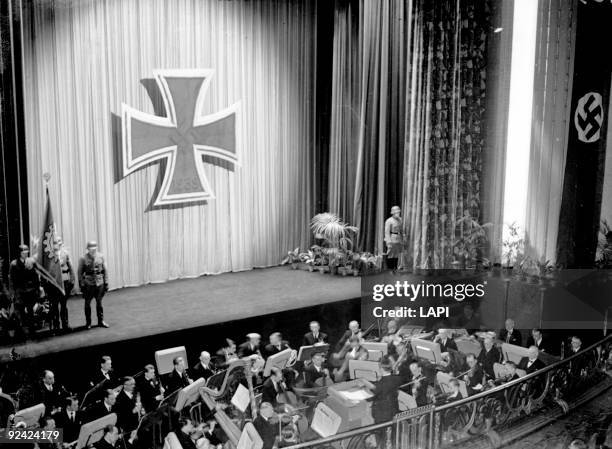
[525,0,576,264]
[329,0,491,268]
[22,0,317,289]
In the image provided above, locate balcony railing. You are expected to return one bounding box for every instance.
[284,333,612,449]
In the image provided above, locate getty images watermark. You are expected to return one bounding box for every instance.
[360,269,612,331]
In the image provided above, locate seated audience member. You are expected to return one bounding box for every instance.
[238,333,263,358]
[518,346,545,374]
[362,356,403,423]
[478,336,502,381]
[202,419,223,447]
[569,335,583,355]
[336,320,362,350]
[216,339,238,367]
[463,354,484,395]
[263,332,290,359]
[526,328,551,353]
[94,424,120,449]
[137,364,164,413]
[192,351,215,381]
[261,367,287,408]
[165,356,193,395]
[91,356,117,388]
[37,415,59,449]
[333,335,368,382]
[174,417,199,449]
[253,402,278,449]
[453,303,481,334]
[303,352,330,387]
[438,348,467,378]
[35,370,66,413]
[444,379,463,403]
[434,329,458,353]
[114,376,141,432]
[52,396,83,444]
[302,321,328,346]
[87,389,117,422]
[406,362,430,407]
[499,318,522,346]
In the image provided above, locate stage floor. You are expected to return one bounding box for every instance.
[0,267,361,362]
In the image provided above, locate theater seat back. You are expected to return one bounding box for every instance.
[163,432,183,449]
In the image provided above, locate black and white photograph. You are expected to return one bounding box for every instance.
[0,0,611,448]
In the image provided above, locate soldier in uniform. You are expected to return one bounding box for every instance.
[384,206,403,273]
[78,241,108,329]
[49,237,74,332]
[9,245,41,338]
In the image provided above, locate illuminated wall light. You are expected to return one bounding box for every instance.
[502,0,539,259]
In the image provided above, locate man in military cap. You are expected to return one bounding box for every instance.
[384,206,403,273]
[78,241,108,329]
[9,244,41,337]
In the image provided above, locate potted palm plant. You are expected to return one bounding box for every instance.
[310,213,359,275]
[502,222,524,279]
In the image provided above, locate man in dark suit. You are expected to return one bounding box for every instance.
[174,417,199,449]
[191,351,215,382]
[406,362,430,407]
[35,370,66,412]
[114,377,140,433]
[443,379,463,403]
[478,336,502,380]
[518,346,546,374]
[499,318,522,346]
[91,356,118,389]
[237,333,262,358]
[526,328,552,354]
[263,332,290,359]
[435,329,458,353]
[165,356,192,395]
[261,368,286,408]
[302,321,328,346]
[86,389,117,422]
[362,357,403,423]
[253,402,277,449]
[52,396,84,444]
[463,354,484,395]
[303,352,330,387]
[93,424,119,449]
[137,364,164,413]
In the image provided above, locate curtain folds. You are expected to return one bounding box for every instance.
[524,0,576,264]
[22,0,318,289]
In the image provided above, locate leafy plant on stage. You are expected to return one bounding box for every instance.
[452,214,492,269]
[596,220,612,269]
[310,212,359,274]
[281,247,303,269]
[502,222,524,273]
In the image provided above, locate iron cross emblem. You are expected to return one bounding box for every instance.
[121,70,240,206]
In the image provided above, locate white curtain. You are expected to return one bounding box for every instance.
[22,0,317,289]
[525,0,576,263]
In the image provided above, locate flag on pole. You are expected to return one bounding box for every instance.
[36,187,65,295]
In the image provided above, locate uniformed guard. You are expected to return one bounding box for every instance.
[9,245,41,337]
[78,241,108,329]
[384,206,403,273]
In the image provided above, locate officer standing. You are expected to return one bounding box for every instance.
[78,241,108,329]
[9,244,41,338]
[384,206,403,273]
